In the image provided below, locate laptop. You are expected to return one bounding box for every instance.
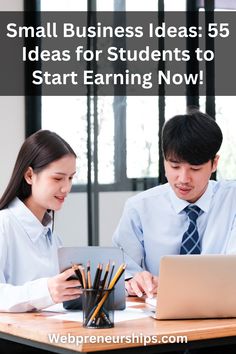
[58,246,126,310]
[147,254,236,319]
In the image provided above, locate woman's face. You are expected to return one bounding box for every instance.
[24,154,76,222]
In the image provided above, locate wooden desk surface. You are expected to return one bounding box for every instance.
[1,299,236,353]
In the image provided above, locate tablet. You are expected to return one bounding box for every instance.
[58,246,126,310]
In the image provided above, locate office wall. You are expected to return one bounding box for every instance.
[0,0,22,10]
[99,191,136,246]
[54,193,88,246]
[0,0,25,196]
[0,97,25,196]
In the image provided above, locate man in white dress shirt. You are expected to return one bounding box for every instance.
[113,110,236,300]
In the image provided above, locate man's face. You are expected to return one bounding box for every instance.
[164,156,219,203]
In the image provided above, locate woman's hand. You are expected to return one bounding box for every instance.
[47,268,82,303]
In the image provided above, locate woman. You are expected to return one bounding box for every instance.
[0,130,81,312]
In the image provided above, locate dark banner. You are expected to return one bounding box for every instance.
[0,11,235,95]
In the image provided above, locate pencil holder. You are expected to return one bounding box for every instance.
[82,288,115,328]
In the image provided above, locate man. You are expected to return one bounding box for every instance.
[113,110,236,298]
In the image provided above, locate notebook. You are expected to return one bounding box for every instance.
[58,246,126,310]
[146,254,236,319]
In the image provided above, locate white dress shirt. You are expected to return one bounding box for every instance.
[113,180,236,278]
[0,197,62,312]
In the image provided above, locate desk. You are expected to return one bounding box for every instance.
[1,300,236,353]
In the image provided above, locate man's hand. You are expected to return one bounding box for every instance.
[125,271,158,298]
[47,268,82,303]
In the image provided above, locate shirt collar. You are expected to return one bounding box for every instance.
[169,181,214,214]
[8,197,53,243]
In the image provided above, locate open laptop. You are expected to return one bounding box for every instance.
[58,246,126,310]
[147,255,236,319]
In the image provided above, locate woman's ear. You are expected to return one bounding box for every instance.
[212,155,220,173]
[24,167,34,185]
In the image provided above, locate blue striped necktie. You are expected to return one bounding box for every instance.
[180,205,202,254]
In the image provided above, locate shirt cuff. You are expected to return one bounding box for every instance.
[27,277,54,310]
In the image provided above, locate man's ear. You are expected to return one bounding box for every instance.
[24,167,34,185]
[212,155,220,173]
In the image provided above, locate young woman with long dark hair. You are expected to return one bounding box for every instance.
[0,130,81,312]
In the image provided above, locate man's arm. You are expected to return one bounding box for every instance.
[113,200,158,297]
[112,200,145,278]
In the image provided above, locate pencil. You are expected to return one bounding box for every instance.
[78,265,86,288]
[92,263,101,289]
[93,264,103,289]
[71,263,83,285]
[108,263,126,290]
[96,264,103,289]
[107,261,115,287]
[87,260,92,289]
[100,262,110,290]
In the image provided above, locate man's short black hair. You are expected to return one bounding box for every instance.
[162,110,223,165]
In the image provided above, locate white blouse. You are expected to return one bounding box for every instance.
[0,197,62,312]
